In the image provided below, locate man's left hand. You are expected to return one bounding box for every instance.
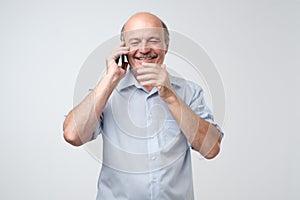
[135,63,175,102]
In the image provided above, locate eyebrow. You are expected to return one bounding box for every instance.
[128,38,141,42]
[148,36,161,41]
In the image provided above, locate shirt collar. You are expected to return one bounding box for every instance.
[117,68,141,91]
[117,67,182,92]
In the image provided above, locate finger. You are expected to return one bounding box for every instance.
[137,64,164,73]
[136,67,159,75]
[141,63,167,70]
[111,43,129,56]
[111,46,129,55]
[112,48,129,57]
[116,46,130,52]
[136,73,158,82]
[141,62,160,68]
[139,80,158,87]
[108,49,129,62]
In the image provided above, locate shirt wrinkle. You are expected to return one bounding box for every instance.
[95,68,223,200]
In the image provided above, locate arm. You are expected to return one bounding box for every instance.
[135,63,222,159]
[63,43,129,146]
[162,92,222,159]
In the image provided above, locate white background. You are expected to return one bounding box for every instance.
[0,0,298,199]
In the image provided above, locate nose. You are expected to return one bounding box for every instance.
[139,41,151,54]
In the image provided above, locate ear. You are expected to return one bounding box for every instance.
[164,44,169,54]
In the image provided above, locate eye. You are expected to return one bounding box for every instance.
[129,40,140,46]
[149,39,160,44]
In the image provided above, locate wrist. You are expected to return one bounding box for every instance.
[104,70,126,88]
[106,67,126,85]
[163,91,179,106]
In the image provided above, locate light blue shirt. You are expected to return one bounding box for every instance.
[93,69,223,200]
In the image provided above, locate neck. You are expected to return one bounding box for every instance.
[144,85,153,92]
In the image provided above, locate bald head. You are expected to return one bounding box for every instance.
[121,12,169,44]
[123,12,164,31]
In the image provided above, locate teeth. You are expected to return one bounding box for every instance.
[136,57,154,60]
[134,54,158,60]
[135,56,157,60]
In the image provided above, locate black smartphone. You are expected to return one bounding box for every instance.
[116,54,127,69]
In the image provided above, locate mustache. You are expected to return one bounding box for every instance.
[133,52,158,60]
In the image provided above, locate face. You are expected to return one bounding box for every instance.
[123,27,168,69]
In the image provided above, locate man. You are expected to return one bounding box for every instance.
[63,12,223,200]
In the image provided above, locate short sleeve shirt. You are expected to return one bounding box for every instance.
[93,69,223,200]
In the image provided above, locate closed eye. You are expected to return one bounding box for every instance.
[129,39,141,46]
[148,38,160,43]
[130,42,139,46]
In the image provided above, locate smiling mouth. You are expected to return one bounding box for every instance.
[134,54,158,60]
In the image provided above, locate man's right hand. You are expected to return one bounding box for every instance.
[63,43,130,146]
[105,42,129,84]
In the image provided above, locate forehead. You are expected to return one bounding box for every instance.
[123,28,165,40]
[123,13,163,31]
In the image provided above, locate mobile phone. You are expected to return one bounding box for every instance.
[116,54,127,69]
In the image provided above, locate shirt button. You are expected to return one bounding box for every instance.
[151,156,157,160]
[152,177,157,183]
